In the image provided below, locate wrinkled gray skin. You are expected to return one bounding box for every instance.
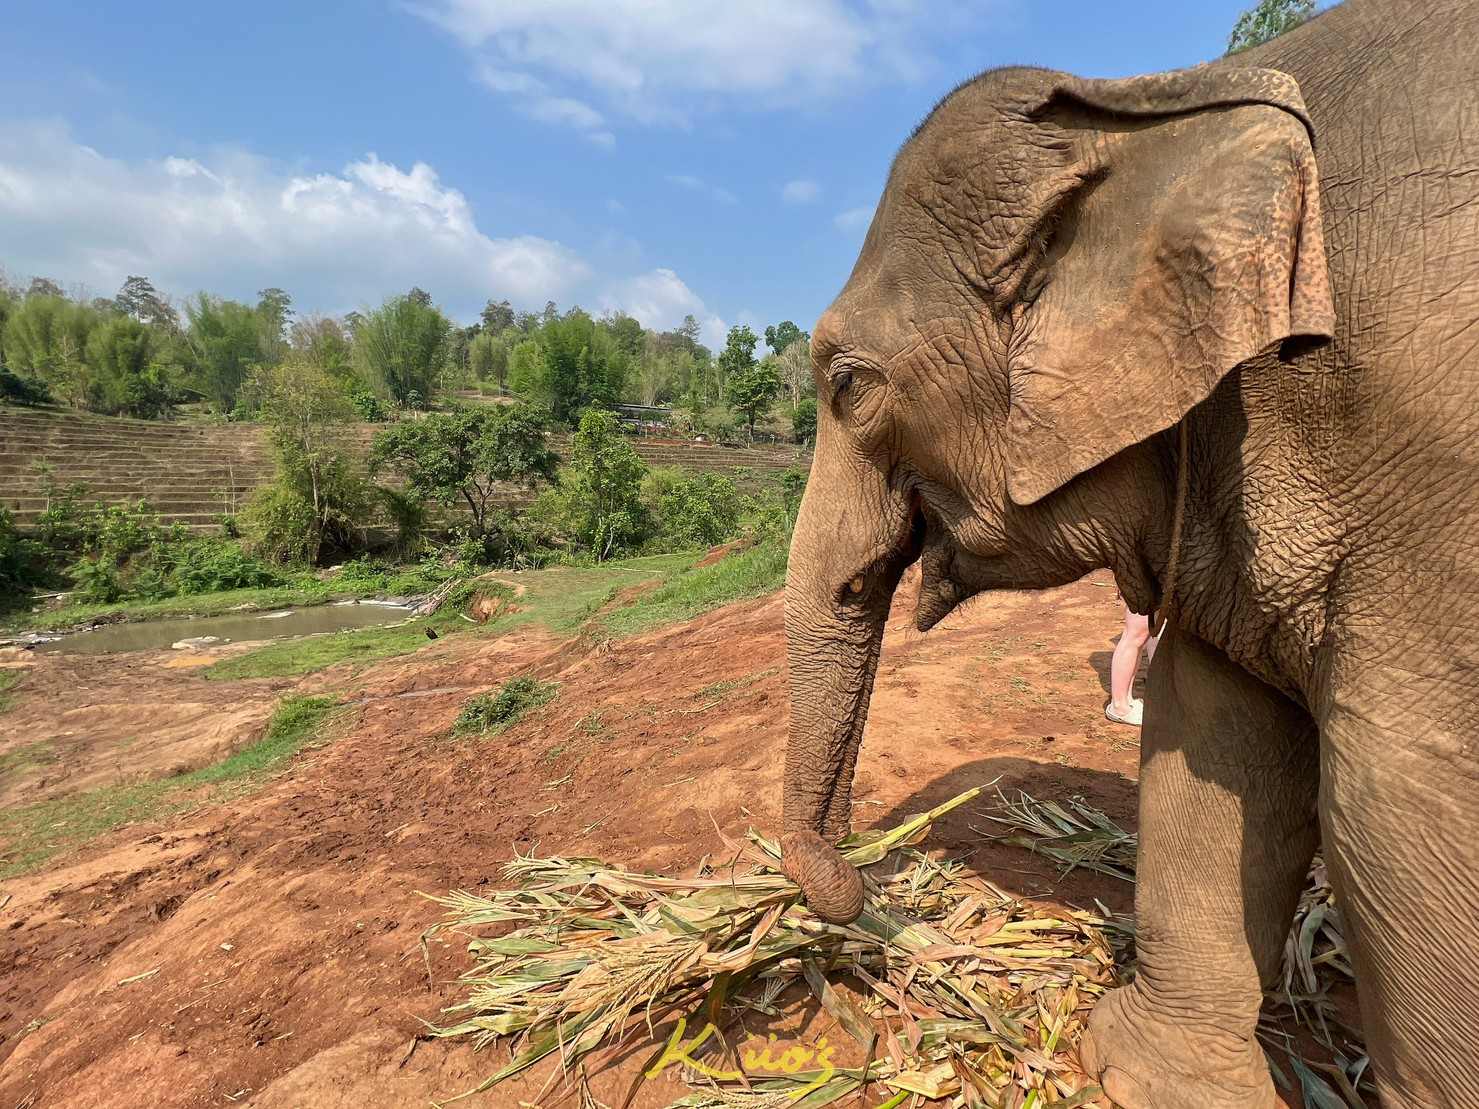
[778,1,1479,1105]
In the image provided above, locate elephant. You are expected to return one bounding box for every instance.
[777,0,1479,1105]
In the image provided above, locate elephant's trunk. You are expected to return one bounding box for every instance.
[780,443,919,923]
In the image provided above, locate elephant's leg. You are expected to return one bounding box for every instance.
[1080,627,1319,1109]
[1320,696,1479,1106]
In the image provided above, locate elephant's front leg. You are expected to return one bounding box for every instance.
[1080,628,1319,1109]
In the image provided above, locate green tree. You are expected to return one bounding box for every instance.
[256,287,293,359]
[86,315,174,417]
[369,404,558,547]
[27,277,64,299]
[2,294,101,407]
[636,343,693,407]
[469,329,512,390]
[481,298,515,333]
[675,314,702,353]
[507,337,543,397]
[0,279,18,355]
[533,310,625,423]
[566,409,647,559]
[289,315,353,377]
[1226,0,1314,53]
[241,354,368,563]
[726,357,783,438]
[444,325,477,393]
[641,468,742,548]
[115,275,179,331]
[715,324,759,399]
[776,338,814,410]
[352,292,452,408]
[602,312,645,360]
[792,396,817,445]
[764,320,805,356]
[185,294,267,412]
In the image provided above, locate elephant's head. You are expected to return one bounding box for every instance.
[781,63,1335,921]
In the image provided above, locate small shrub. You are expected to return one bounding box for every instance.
[161,537,282,595]
[333,557,392,592]
[743,466,809,540]
[642,468,742,548]
[0,368,51,406]
[69,555,125,603]
[792,398,817,445]
[239,484,319,564]
[32,469,97,554]
[0,507,50,604]
[385,557,467,596]
[376,485,428,561]
[348,384,389,422]
[453,676,558,736]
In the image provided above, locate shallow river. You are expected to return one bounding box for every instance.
[34,601,414,655]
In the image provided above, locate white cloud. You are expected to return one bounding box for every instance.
[665,173,737,206]
[834,205,874,232]
[0,120,592,318]
[598,267,727,350]
[782,179,820,204]
[474,62,616,147]
[419,0,997,127]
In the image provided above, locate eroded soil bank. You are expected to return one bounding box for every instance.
[0,567,1157,1107]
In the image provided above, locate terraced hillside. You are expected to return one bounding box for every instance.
[0,407,811,531]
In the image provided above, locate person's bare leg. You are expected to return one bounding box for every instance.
[1109,606,1151,720]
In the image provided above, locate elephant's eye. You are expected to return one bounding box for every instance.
[832,369,854,398]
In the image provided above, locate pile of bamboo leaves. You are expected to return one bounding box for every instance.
[425,786,1370,1108]
[424,787,1128,1108]
[982,791,1370,1108]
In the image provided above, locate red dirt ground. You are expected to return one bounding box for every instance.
[0,567,1293,1107]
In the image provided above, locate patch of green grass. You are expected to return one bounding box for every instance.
[204,554,704,682]
[0,739,53,782]
[0,695,340,877]
[206,615,452,681]
[494,552,699,636]
[0,670,20,714]
[695,677,743,703]
[454,677,559,737]
[600,539,789,638]
[205,583,512,681]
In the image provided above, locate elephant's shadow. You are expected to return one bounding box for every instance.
[862,755,1139,918]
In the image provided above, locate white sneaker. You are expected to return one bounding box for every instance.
[1105,698,1143,727]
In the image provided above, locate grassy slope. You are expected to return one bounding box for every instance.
[600,539,788,638]
[0,544,792,875]
[0,695,341,878]
[0,669,19,714]
[204,552,697,681]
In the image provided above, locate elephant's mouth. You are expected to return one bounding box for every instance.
[915,522,970,631]
[832,490,928,610]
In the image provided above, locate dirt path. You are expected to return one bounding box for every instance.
[0,568,1150,1107]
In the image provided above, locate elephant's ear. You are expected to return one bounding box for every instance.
[1003,65,1335,506]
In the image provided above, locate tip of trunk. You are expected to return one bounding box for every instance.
[780,830,865,924]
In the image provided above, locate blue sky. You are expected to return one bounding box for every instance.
[1,0,1268,349]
